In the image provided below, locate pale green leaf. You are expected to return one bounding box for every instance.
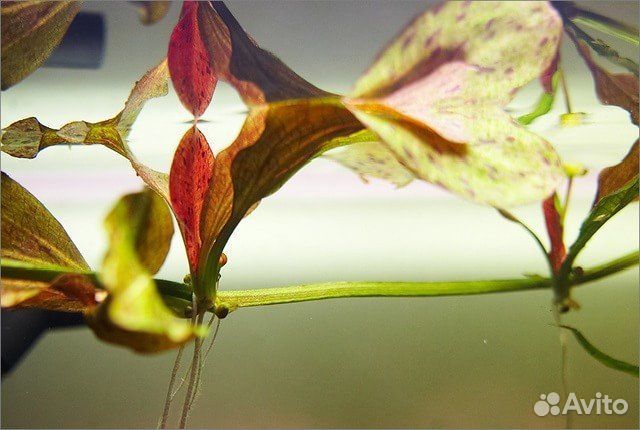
[87,189,201,353]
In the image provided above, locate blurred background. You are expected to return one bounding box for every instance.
[1,1,638,428]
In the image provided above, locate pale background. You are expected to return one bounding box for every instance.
[1,1,639,428]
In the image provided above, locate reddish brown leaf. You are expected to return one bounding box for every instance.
[14,274,98,312]
[542,194,566,273]
[575,41,639,125]
[170,126,215,272]
[595,140,639,205]
[168,1,217,118]
[198,99,362,296]
[197,1,329,105]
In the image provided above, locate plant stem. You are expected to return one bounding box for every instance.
[3,252,638,315]
[558,69,573,114]
[214,251,638,311]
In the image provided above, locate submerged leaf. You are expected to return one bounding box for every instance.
[595,141,639,205]
[1,60,171,199]
[87,189,200,353]
[168,1,217,117]
[334,2,564,207]
[560,325,639,377]
[130,1,170,25]
[1,172,96,309]
[170,126,215,273]
[1,1,82,89]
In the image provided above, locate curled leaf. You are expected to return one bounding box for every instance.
[1,1,82,89]
[334,2,564,207]
[1,60,171,199]
[170,126,215,272]
[560,325,639,378]
[131,188,175,275]
[595,140,639,205]
[168,1,217,117]
[130,1,170,25]
[87,189,201,353]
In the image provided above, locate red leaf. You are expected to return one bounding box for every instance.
[542,195,566,273]
[168,1,217,118]
[170,126,215,272]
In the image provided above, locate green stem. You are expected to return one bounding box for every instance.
[3,251,638,315]
[215,251,639,311]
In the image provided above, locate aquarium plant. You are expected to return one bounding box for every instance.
[1,1,638,427]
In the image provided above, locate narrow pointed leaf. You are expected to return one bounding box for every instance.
[198,99,363,296]
[595,140,639,205]
[558,176,639,287]
[1,60,171,199]
[86,189,201,353]
[170,126,214,272]
[168,1,217,117]
[542,194,566,273]
[560,325,639,377]
[1,1,82,89]
[197,1,329,105]
[334,2,563,207]
[130,1,170,25]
